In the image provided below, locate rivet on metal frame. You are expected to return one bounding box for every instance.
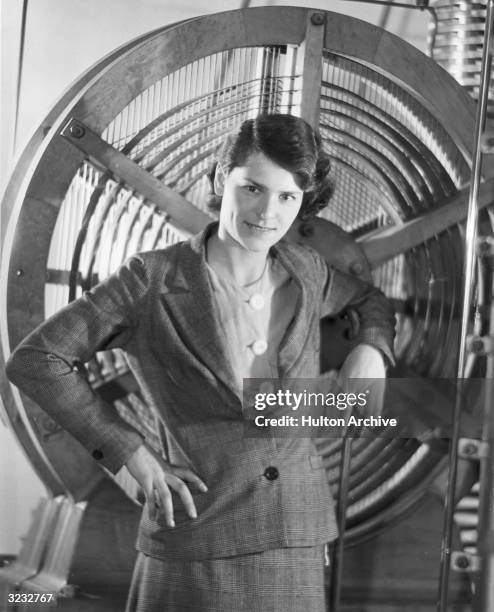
[480,131,494,154]
[350,261,364,276]
[310,12,325,26]
[458,437,489,461]
[476,235,494,257]
[69,122,86,139]
[451,551,481,573]
[466,334,493,355]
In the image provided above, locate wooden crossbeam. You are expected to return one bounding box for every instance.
[360,177,494,268]
[60,119,211,236]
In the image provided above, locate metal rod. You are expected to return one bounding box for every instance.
[378,5,392,29]
[474,253,494,611]
[437,1,494,610]
[329,432,354,612]
[13,0,29,154]
[339,0,428,10]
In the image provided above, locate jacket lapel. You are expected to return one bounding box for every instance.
[271,242,309,379]
[160,223,242,405]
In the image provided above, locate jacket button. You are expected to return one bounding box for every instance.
[92,450,104,460]
[264,466,279,481]
[252,340,268,356]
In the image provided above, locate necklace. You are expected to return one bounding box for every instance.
[241,258,270,311]
[205,237,272,311]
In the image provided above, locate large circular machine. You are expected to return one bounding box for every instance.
[1,6,487,610]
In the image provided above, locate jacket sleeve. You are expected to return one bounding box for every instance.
[314,251,396,366]
[5,255,149,474]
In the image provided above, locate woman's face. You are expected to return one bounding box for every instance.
[217,152,304,252]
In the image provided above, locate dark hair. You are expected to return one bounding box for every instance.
[207,114,333,220]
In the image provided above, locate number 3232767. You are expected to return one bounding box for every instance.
[8,593,55,603]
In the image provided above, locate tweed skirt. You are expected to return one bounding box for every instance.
[125,546,326,612]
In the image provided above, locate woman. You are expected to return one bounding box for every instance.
[6,114,395,611]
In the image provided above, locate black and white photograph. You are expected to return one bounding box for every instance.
[0,1,491,610]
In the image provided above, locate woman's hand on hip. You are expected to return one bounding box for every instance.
[125,444,208,527]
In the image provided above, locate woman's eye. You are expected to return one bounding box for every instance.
[280,193,296,202]
[245,185,260,194]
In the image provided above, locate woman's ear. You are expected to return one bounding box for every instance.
[213,164,225,196]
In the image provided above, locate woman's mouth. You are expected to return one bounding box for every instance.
[245,221,276,233]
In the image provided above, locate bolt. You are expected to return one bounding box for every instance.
[462,442,477,456]
[299,223,314,237]
[41,416,59,434]
[477,239,493,256]
[311,12,325,26]
[455,555,470,570]
[350,261,363,275]
[15,269,24,277]
[69,123,85,139]
[470,338,485,354]
[481,132,494,152]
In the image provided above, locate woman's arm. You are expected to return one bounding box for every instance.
[5,256,148,474]
[319,258,396,367]
[6,254,207,525]
[312,251,396,415]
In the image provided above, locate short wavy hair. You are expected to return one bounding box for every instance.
[207,114,333,221]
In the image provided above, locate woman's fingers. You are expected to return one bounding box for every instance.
[153,478,175,527]
[125,446,207,527]
[143,480,159,522]
[152,470,201,526]
[171,466,208,492]
[150,465,208,527]
[166,473,198,520]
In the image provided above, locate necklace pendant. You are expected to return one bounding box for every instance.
[249,293,265,310]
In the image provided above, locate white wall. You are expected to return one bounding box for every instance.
[0,0,48,558]
[0,0,430,556]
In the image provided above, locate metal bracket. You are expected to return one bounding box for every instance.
[297,13,325,127]
[480,131,494,154]
[458,437,489,460]
[466,334,494,356]
[451,551,481,573]
[476,235,494,257]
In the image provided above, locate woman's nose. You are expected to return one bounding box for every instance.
[256,194,276,219]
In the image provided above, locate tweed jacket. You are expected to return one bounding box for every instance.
[6,223,395,560]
